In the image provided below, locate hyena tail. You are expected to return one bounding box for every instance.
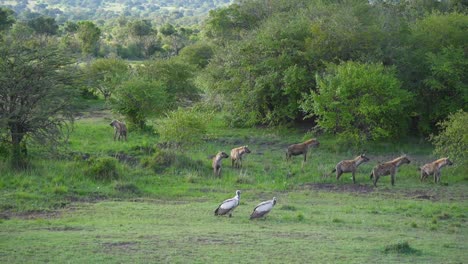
[417,167,421,171]
[331,168,336,173]
[370,172,374,179]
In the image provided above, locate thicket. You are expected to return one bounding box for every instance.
[200,0,467,137]
[0,0,467,168]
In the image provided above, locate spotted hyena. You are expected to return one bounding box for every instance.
[332,154,370,184]
[230,146,251,169]
[419,158,453,183]
[286,138,320,162]
[370,155,410,187]
[110,120,127,141]
[212,151,229,177]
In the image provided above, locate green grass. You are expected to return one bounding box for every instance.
[0,192,466,263]
[0,103,467,263]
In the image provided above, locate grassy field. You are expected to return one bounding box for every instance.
[0,104,467,263]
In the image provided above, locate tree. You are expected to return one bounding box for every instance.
[301,62,413,141]
[179,42,214,68]
[27,16,58,36]
[0,32,78,168]
[430,110,467,167]
[76,21,101,56]
[137,58,199,105]
[396,12,468,134]
[0,7,15,32]
[111,79,169,129]
[86,58,129,100]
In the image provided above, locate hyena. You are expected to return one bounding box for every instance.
[212,151,229,177]
[419,158,453,183]
[370,155,410,187]
[286,138,320,162]
[332,154,370,184]
[110,120,127,141]
[230,146,251,168]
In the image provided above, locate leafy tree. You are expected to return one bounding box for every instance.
[27,16,58,36]
[76,21,101,56]
[0,32,78,168]
[301,62,413,141]
[137,58,199,105]
[86,58,129,100]
[178,42,214,68]
[110,78,169,129]
[0,7,15,32]
[430,110,467,166]
[397,12,468,134]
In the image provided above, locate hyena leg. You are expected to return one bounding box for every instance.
[231,159,235,168]
[373,173,379,187]
[114,130,118,141]
[352,171,356,184]
[336,168,342,180]
[434,171,440,183]
[391,173,395,186]
[420,171,426,182]
[303,152,307,162]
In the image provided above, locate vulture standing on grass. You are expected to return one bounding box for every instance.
[250,197,277,220]
[214,190,241,217]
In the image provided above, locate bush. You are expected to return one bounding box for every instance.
[141,149,176,173]
[156,108,209,147]
[302,61,412,141]
[430,110,467,166]
[86,157,119,181]
[111,78,169,129]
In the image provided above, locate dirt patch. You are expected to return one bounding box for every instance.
[302,183,375,194]
[0,210,62,220]
[101,241,139,252]
[46,226,84,232]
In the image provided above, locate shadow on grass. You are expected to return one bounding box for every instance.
[384,241,421,255]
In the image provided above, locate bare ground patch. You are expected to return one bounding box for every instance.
[301,183,375,194]
[101,241,140,252]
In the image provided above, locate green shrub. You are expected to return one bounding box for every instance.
[302,61,412,141]
[430,110,467,166]
[384,241,420,255]
[86,157,119,181]
[156,108,209,147]
[141,149,176,173]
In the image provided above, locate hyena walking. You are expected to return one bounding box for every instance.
[286,138,320,163]
[230,146,251,169]
[212,151,229,177]
[110,120,127,141]
[370,155,410,187]
[331,154,370,184]
[419,158,453,183]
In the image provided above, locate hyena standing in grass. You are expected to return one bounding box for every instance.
[370,155,411,187]
[110,120,127,141]
[286,138,320,163]
[230,146,251,169]
[331,154,370,184]
[212,151,229,177]
[419,158,453,183]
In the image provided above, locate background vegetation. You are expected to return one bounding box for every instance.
[0,0,467,263]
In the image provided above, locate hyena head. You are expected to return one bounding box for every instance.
[360,154,370,162]
[110,120,119,127]
[445,158,453,166]
[306,138,320,148]
[401,156,411,165]
[243,146,251,154]
[219,151,229,159]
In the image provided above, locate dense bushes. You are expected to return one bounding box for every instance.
[430,110,467,166]
[301,62,412,141]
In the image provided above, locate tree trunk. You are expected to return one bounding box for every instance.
[10,123,27,169]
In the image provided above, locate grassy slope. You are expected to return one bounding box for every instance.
[0,103,466,263]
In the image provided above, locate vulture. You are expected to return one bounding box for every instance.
[214,190,241,217]
[250,197,277,220]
